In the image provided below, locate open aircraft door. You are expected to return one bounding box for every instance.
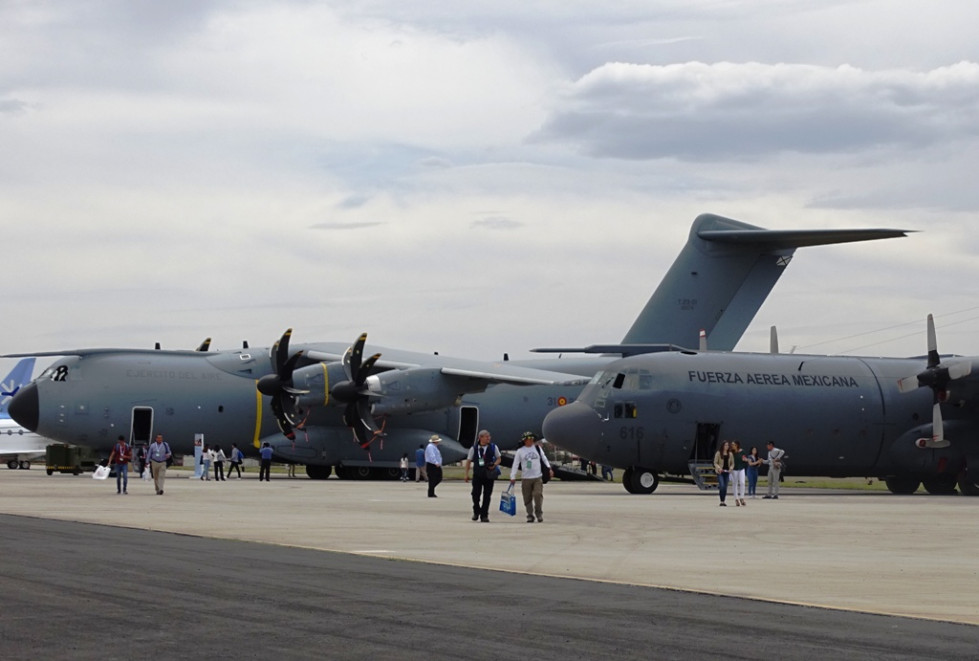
[688,422,721,490]
[452,406,479,449]
[130,407,153,445]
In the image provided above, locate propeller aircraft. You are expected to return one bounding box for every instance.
[542,314,979,496]
[4,214,908,478]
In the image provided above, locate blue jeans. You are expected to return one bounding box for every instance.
[717,471,730,502]
[115,463,129,493]
[746,467,758,495]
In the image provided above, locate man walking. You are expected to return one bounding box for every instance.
[464,430,501,522]
[764,441,785,499]
[108,435,132,495]
[424,435,443,498]
[414,444,426,483]
[146,434,171,495]
[509,432,553,523]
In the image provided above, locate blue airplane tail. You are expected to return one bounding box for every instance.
[1,357,36,418]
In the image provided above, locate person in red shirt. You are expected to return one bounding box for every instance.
[108,435,133,495]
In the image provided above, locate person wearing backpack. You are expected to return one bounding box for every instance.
[147,434,172,495]
[228,443,244,479]
[464,430,502,522]
[509,431,553,523]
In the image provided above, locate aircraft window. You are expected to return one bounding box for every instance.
[613,373,625,389]
[612,402,638,419]
[638,372,653,390]
[39,366,55,379]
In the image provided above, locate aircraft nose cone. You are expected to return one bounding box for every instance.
[8,381,39,432]
[543,401,602,454]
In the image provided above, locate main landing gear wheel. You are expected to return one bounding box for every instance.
[19,460,30,470]
[622,467,659,494]
[922,474,958,495]
[305,465,333,480]
[7,459,18,470]
[957,466,979,496]
[884,476,920,495]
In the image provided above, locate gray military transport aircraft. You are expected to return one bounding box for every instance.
[542,313,979,496]
[6,214,907,479]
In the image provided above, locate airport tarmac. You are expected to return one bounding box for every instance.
[1,468,977,630]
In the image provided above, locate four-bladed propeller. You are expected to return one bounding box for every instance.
[897,314,972,449]
[256,329,308,440]
[256,330,385,448]
[330,333,385,448]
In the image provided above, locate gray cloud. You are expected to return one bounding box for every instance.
[0,97,28,114]
[471,216,523,230]
[533,62,979,160]
[310,221,386,230]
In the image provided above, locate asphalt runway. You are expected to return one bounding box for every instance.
[2,514,976,661]
[1,470,977,659]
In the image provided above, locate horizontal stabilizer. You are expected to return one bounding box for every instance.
[699,228,910,248]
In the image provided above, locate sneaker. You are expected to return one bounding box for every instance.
[526,516,535,523]
[536,516,543,522]
[772,495,779,499]
[480,516,489,523]
[719,502,727,506]
[763,495,773,499]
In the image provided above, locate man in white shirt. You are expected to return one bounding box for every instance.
[424,435,443,498]
[509,432,553,523]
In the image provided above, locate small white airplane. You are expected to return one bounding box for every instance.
[1,358,47,469]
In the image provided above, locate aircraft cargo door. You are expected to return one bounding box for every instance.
[131,407,153,444]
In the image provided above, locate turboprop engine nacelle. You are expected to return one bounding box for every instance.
[288,362,348,409]
[366,368,476,416]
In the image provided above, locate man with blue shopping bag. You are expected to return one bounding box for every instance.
[464,429,501,522]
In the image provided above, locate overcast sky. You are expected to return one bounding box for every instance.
[3,0,979,376]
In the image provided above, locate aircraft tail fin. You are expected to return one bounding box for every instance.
[620,213,909,350]
[1,357,36,418]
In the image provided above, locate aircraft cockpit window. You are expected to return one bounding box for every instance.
[619,368,653,391]
[612,373,625,389]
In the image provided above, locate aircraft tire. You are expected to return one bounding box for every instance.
[628,467,659,495]
[884,476,920,495]
[956,467,979,496]
[375,467,401,481]
[19,460,30,470]
[305,464,333,480]
[621,468,637,494]
[46,468,54,475]
[922,474,958,495]
[7,459,18,470]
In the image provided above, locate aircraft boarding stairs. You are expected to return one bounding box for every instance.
[688,461,719,490]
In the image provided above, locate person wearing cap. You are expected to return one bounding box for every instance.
[424,434,443,498]
[464,429,501,522]
[509,431,553,523]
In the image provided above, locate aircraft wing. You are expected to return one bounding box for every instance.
[438,365,589,386]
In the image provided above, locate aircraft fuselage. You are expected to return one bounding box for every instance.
[543,351,979,484]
